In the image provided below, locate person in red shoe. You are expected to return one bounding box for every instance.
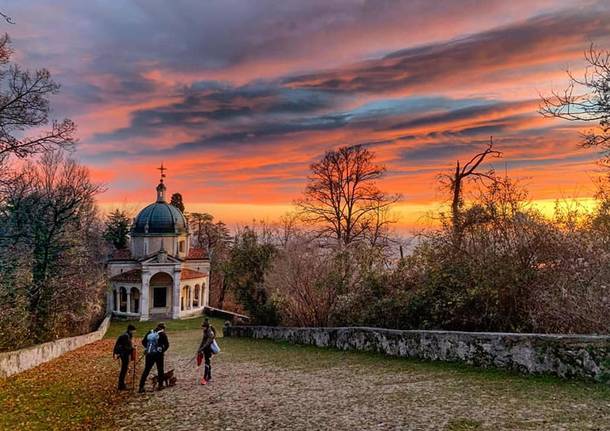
[197,319,215,385]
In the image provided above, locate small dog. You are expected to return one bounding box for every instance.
[151,369,177,388]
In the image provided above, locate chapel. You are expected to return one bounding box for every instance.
[106,167,210,320]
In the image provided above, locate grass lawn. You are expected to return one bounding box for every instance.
[223,337,610,401]
[104,315,225,339]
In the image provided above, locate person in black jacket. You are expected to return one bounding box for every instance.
[138,323,170,392]
[113,324,136,390]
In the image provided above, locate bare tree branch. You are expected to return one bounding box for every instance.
[539,44,610,160]
[0,12,14,25]
[296,144,400,247]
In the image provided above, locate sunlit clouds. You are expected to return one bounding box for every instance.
[6,0,610,229]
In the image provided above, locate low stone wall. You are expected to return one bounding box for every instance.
[0,315,112,378]
[225,326,610,383]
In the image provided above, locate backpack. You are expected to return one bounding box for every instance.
[145,331,160,354]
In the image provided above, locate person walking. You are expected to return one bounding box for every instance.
[113,324,136,390]
[138,323,170,392]
[197,318,215,385]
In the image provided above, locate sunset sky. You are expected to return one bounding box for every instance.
[5,1,610,229]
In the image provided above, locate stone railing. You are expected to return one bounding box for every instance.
[225,326,610,383]
[0,315,112,378]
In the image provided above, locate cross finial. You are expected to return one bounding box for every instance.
[157,163,167,182]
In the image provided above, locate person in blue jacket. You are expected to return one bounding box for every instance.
[138,323,169,392]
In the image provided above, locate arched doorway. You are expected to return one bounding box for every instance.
[149,272,173,316]
[119,287,128,312]
[181,285,189,311]
[194,284,200,308]
[131,288,140,314]
[112,289,118,312]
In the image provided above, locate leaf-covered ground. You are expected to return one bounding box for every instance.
[0,338,128,431]
[2,319,610,430]
[0,316,224,431]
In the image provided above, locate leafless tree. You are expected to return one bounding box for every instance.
[296,144,400,247]
[276,211,301,248]
[0,34,75,168]
[265,238,341,327]
[540,44,610,164]
[0,12,14,25]
[439,140,502,246]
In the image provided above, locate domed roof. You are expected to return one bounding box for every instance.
[132,180,187,235]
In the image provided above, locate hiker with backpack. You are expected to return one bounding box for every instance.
[197,318,216,385]
[113,324,136,390]
[138,323,170,393]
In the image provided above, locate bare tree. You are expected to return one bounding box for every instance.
[0,34,75,167]
[439,140,501,246]
[540,44,610,164]
[296,144,400,247]
[0,12,14,25]
[276,211,301,248]
[265,239,341,327]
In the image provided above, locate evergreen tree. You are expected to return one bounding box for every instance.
[104,209,131,249]
[170,192,185,213]
[224,227,278,324]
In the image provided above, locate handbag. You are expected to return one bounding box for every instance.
[210,340,220,354]
[196,352,203,366]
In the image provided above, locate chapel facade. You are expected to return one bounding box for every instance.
[106,170,210,320]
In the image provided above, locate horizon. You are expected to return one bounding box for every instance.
[6,0,610,227]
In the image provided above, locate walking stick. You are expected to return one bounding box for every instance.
[132,350,137,392]
[132,350,145,391]
[182,354,197,370]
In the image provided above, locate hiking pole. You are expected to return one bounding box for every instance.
[176,354,197,373]
[184,354,197,368]
[132,351,137,392]
[135,352,145,365]
[132,352,145,391]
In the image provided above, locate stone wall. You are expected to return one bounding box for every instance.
[225,326,610,383]
[0,315,112,378]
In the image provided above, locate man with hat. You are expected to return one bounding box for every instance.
[113,324,136,390]
[139,322,170,392]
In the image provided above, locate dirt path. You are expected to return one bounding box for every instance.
[115,331,610,431]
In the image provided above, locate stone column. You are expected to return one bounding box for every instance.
[126,287,131,314]
[189,287,194,310]
[107,288,114,313]
[172,270,181,319]
[141,272,151,321]
[204,277,210,307]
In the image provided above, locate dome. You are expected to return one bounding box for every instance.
[132,180,187,235]
[133,202,187,234]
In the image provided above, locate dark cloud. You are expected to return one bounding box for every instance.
[384,101,532,131]
[285,8,610,94]
[94,81,335,142]
[400,142,491,163]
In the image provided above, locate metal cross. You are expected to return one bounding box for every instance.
[157,163,167,180]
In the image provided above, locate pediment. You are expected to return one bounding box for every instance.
[139,250,183,264]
